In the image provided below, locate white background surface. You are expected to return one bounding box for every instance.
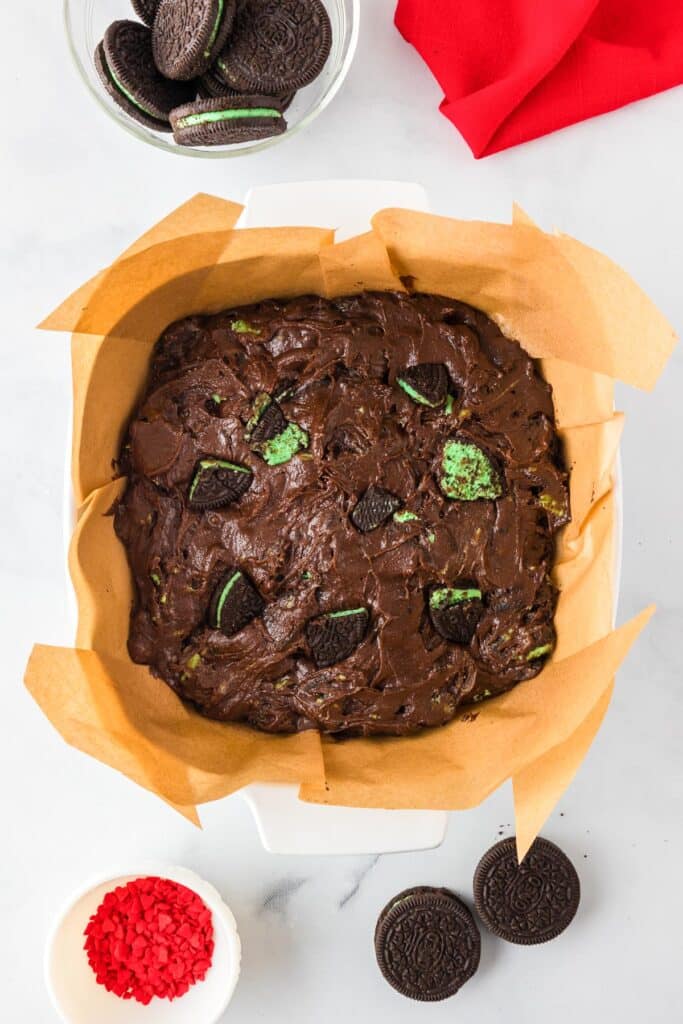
[2,2,682,1021]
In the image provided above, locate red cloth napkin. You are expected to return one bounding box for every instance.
[395,0,683,157]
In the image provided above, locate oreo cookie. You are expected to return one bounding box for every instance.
[197,65,237,98]
[153,0,237,81]
[215,0,332,93]
[473,837,580,944]
[350,485,402,533]
[95,21,193,132]
[188,458,253,509]
[131,0,159,27]
[198,68,297,111]
[247,394,287,444]
[170,94,287,147]
[209,570,265,636]
[243,391,308,465]
[439,438,503,500]
[306,608,369,668]
[375,887,480,1001]
[397,363,449,408]
[428,584,483,643]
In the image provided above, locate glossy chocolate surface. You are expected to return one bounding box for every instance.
[114,291,569,735]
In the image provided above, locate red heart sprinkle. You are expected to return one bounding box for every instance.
[83,877,215,1005]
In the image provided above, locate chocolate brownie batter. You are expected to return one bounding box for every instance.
[114,291,569,736]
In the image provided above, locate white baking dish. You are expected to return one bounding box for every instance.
[62,180,622,855]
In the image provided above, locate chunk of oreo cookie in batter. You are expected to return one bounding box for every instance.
[188,458,253,509]
[209,570,265,635]
[306,608,369,668]
[439,438,502,500]
[351,485,402,533]
[397,363,449,408]
[428,584,484,644]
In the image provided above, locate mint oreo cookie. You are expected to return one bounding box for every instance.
[188,458,253,509]
[196,65,235,98]
[209,570,264,636]
[243,391,308,464]
[153,0,237,81]
[306,608,369,668]
[397,363,449,408]
[198,67,297,112]
[95,21,193,132]
[428,584,484,643]
[215,0,332,93]
[131,0,159,27]
[246,393,287,444]
[351,485,402,533]
[170,94,287,146]
[439,438,503,500]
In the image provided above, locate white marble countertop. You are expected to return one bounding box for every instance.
[3,2,683,1021]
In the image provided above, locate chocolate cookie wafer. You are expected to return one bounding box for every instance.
[95,21,194,132]
[428,584,484,643]
[131,0,159,27]
[215,0,332,93]
[188,458,253,509]
[351,486,402,533]
[473,837,580,944]
[305,608,369,668]
[375,887,481,1001]
[153,0,237,80]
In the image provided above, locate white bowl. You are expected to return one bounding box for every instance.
[45,865,241,1024]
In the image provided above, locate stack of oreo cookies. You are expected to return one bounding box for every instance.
[94,0,333,147]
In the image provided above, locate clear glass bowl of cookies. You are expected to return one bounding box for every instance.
[64,0,359,157]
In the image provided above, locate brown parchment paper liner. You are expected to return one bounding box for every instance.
[25,193,675,857]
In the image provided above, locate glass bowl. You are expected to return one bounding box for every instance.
[64,0,359,158]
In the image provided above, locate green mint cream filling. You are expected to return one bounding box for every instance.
[327,608,367,620]
[526,643,553,661]
[440,440,502,501]
[178,107,282,128]
[231,319,260,334]
[106,61,162,121]
[430,587,482,610]
[188,459,250,501]
[260,422,308,466]
[215,571,243,627]
[203,0,225,57]
[396,378,437,407]
[393,510,420,524]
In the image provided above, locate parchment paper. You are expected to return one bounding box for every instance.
[25,193,676,857]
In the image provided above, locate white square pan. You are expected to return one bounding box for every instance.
[62,180,622,855]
